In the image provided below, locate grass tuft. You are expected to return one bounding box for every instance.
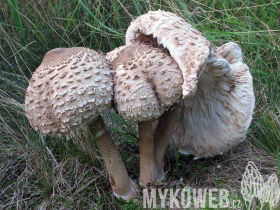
[0,0,280,208]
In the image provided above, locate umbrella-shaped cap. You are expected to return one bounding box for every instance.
[126,10,212,99]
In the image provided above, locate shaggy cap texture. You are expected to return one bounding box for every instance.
[172,42,255,158]
[108,45,183,121]
[106,45,126,64]
[25,47,113,137]
[125,10,212,99]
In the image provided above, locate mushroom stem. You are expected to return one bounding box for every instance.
[88,116,138,200]
[153,102,182,180]
[138,119,157,186]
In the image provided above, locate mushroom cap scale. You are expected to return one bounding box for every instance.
[110,45,183,122]
[172,42,255,158]
[25,47,113,137]
[106,45,126,64]
[125,10,212,99]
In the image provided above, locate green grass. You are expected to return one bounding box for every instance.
[1,0,280,209]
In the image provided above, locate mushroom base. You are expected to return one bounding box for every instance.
[113,178,139,200]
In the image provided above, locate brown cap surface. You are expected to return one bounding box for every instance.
[25,47,113,137]
[125,10,212,99]
[110,45,183,121]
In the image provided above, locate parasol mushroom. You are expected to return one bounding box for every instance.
[172,42,255,158]
[125,10,212,99]
[108,45,183,186]
[25,47,138,201]
[121,10,254,180]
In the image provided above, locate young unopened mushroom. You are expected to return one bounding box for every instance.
[172,42,255,158]
[25,47,138,200]
[108,45,183,186]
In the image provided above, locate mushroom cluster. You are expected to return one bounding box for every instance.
[25,10,255,202]
[107,10,255,184]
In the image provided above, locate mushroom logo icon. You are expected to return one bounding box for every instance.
[241,161,280,209]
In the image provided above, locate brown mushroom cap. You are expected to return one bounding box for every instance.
[172,42,255,158]
[25,47,113,137]
[125,10,212,99]
[110,45,183,121]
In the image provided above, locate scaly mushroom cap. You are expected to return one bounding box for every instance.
[125,10,212,99]
[106,45,126,64]
[25,47,113,137]
[172,42,255,158]
[110,45,183,121]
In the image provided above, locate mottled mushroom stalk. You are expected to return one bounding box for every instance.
[109,45,183,186]
[138,119,157,185]
[153,101,182,179]
[25,47,138,200]
[88,116,138,199]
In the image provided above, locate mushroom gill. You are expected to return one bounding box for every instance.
[172,42,255,158]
